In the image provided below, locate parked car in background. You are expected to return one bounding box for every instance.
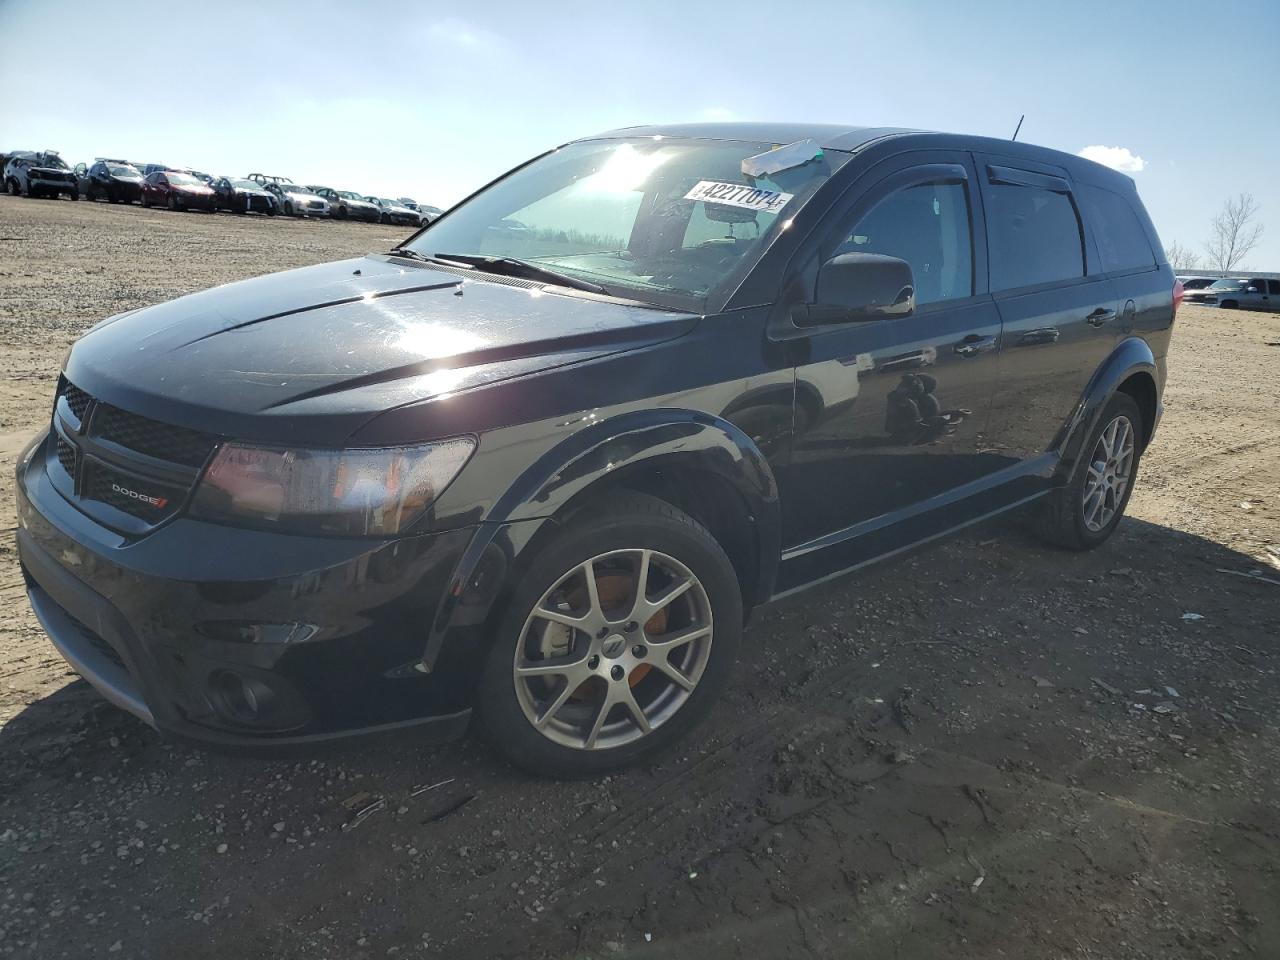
[264,182,330,217]
[211,177,277,215]
[4,151,78,199]
[365,196,422,226]
[247,173,293,186]
[307,186,380,221]
[396,198,443,223]
[19,124,1177,775]
[80,160,145,204]
[140,171,216,212]
[1176,276,1219,304]
[1202,276,1280,311]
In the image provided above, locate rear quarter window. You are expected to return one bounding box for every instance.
[1077,184,1156,273]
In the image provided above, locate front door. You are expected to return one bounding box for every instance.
[777,152,1003,556]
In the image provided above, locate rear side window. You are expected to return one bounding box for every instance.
[1269,280,1280,296]
[1077,185,1156,273]
[986,183,1084,290]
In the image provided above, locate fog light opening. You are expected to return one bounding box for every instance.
[209,670,277,725]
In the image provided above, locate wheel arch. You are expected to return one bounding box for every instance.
[1056,336,1160,482]
[420,409,781,674]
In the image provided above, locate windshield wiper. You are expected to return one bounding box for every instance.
[387,248,474,269]
[431,253,609,296]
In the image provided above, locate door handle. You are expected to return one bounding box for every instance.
[953,334,995,357]
[1085,308,1116,327]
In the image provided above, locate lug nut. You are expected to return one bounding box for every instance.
[632,645,646,658]
[587,655,600,670]
[610,665,624,682]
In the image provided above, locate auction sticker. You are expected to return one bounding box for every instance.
[684,180,794,213]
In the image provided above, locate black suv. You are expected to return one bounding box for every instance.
[16,124,1177,776]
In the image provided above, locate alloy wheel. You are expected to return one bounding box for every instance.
[1082,414,1135,532]
[513,548,713,751]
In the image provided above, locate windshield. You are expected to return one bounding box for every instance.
[108,165,140,177]
[1210,278,1248,290]
[168,173,200,186]
[405,138,842,305]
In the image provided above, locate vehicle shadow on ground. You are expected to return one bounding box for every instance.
[0,511,1277,959]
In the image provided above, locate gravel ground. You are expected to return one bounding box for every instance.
[0,195,1277,959]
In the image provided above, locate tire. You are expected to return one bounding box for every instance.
[167,194,179,211]
[1035,392,1144,550]
[1220,300,1238,309]
[68,189,77,201]
[5,178,16,196]
[477,492,743,778]
[335,205,347,220]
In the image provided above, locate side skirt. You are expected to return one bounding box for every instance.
[770,454,1056,599]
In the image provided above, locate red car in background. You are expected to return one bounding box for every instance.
[140,171,216,212]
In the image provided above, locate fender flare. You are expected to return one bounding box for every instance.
[421,408,782,670]
[1054,336,1158,483]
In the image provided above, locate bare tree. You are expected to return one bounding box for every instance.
[1165,241,1200,272]
[1204,193,1264,272]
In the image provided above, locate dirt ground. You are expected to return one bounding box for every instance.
[0,196,1277,960]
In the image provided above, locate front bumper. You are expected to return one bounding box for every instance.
[16,433,479,751]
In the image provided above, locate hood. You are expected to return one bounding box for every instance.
[66,256,697,444]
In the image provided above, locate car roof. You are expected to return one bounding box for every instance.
[583,122,1137,188]
[587,122,913,152]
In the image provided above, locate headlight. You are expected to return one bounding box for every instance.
[191,439,475,536]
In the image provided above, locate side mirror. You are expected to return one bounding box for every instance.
[794,253,916,325]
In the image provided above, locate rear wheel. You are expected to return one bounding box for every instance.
[1035,392,1143,550]
[478,493,743,777]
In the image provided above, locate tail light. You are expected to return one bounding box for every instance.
[1172,279,1184,319]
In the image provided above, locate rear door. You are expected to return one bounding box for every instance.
[976,156,1119,469]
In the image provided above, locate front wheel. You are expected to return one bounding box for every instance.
[1035,392,1143,550]
[167,194,178,211]
[478,493,742,777]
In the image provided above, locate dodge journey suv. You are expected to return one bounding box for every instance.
[17,123,1178,776]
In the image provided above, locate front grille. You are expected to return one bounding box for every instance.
[93,403,218,468]
[55,437,76,476]
[61,380,92,420]
[83,461,185,522]
[51,379,221,531]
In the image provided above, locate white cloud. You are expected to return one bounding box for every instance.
[1078,145,1146,173]
[426,18,503,51]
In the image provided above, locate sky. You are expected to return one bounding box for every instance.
[2,0,1278,269]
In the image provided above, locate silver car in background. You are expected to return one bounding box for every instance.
[1203,276,1280,311]
[264,182,331,217]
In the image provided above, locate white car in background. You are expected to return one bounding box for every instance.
[264,182,331,217]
